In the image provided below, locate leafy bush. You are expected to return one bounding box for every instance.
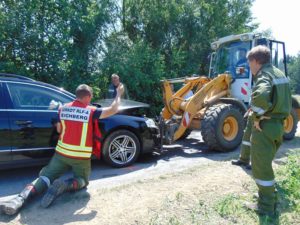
[277,152,300,212]
[99,35,167,116]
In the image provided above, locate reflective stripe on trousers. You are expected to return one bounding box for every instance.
[255,178,275,186]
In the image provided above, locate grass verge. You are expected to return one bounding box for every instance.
[146,148,300,225]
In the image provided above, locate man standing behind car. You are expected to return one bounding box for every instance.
[0,83,124,215]
[107,73,129,99]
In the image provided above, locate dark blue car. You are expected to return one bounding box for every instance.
[0,73,160,169]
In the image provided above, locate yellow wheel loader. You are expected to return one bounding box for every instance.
[159,33,300,151]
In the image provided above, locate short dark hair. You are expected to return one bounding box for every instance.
[75,84,93,99]
[247,45,271,65]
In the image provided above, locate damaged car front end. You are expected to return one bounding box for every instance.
[93,99,161,167]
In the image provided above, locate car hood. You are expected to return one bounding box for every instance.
[93,99,149,116]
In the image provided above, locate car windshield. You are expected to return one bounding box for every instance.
[211,41,251,79]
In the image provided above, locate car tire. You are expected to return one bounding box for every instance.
[102,129,140,168]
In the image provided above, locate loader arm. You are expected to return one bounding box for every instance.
[161,74,232,142]
[162,76,210,119]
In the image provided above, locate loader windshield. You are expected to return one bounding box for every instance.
[210,41,251,79]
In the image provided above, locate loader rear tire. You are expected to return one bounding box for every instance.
[201,103,244,152]
[283,108,298,140]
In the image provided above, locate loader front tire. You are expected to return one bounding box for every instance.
[201,103,244,152]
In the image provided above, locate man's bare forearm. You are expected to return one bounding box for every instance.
[100,83,124,119]
[110,92,122,114]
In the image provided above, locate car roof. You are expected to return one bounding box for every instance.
[0,73,36,81]
[0,73,75,98]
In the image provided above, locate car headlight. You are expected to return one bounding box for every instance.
[145,118,157,128]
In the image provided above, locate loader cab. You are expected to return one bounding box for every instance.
[269,40,287,75]
[209,40,251,79]
[209,37,253,103]
[256,38,288,76]
[209,33,288,104]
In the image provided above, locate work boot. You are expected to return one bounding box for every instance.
[0,196,24,216]
[41,179,75,208]
[0,185,36,216]
[231,160,251,170]
[245,164,252,170]
[244,202,275,217]
[253,192,259,199]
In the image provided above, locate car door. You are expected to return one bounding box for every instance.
[0,82,12,164]
[5,81,73,163]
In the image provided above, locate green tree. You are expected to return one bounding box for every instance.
[0,0,256,113]
[99,34,166,115]
[122,0,256,76]
[287,54,300,94]
[0,0,115,92]
[99,0,256,114]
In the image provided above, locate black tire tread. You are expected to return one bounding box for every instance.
[201,103,244,152]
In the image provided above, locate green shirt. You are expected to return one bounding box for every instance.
[251,63,292,121]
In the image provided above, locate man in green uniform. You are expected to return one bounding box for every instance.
[245,45,292,216]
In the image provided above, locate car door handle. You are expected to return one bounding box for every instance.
[15,120,33,126]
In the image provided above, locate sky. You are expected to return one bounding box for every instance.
[251,0,300,56]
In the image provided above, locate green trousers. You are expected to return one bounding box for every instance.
[239,115,253,164]
[32,153,91,194]
[251,118,284,214]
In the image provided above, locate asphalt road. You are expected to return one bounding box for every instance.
[0,131,239,201]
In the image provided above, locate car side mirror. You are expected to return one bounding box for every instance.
[92,103,102,108]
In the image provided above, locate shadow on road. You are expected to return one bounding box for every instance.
[87,132,241,189]
[0,131,235,198]
[1,133,299,199]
